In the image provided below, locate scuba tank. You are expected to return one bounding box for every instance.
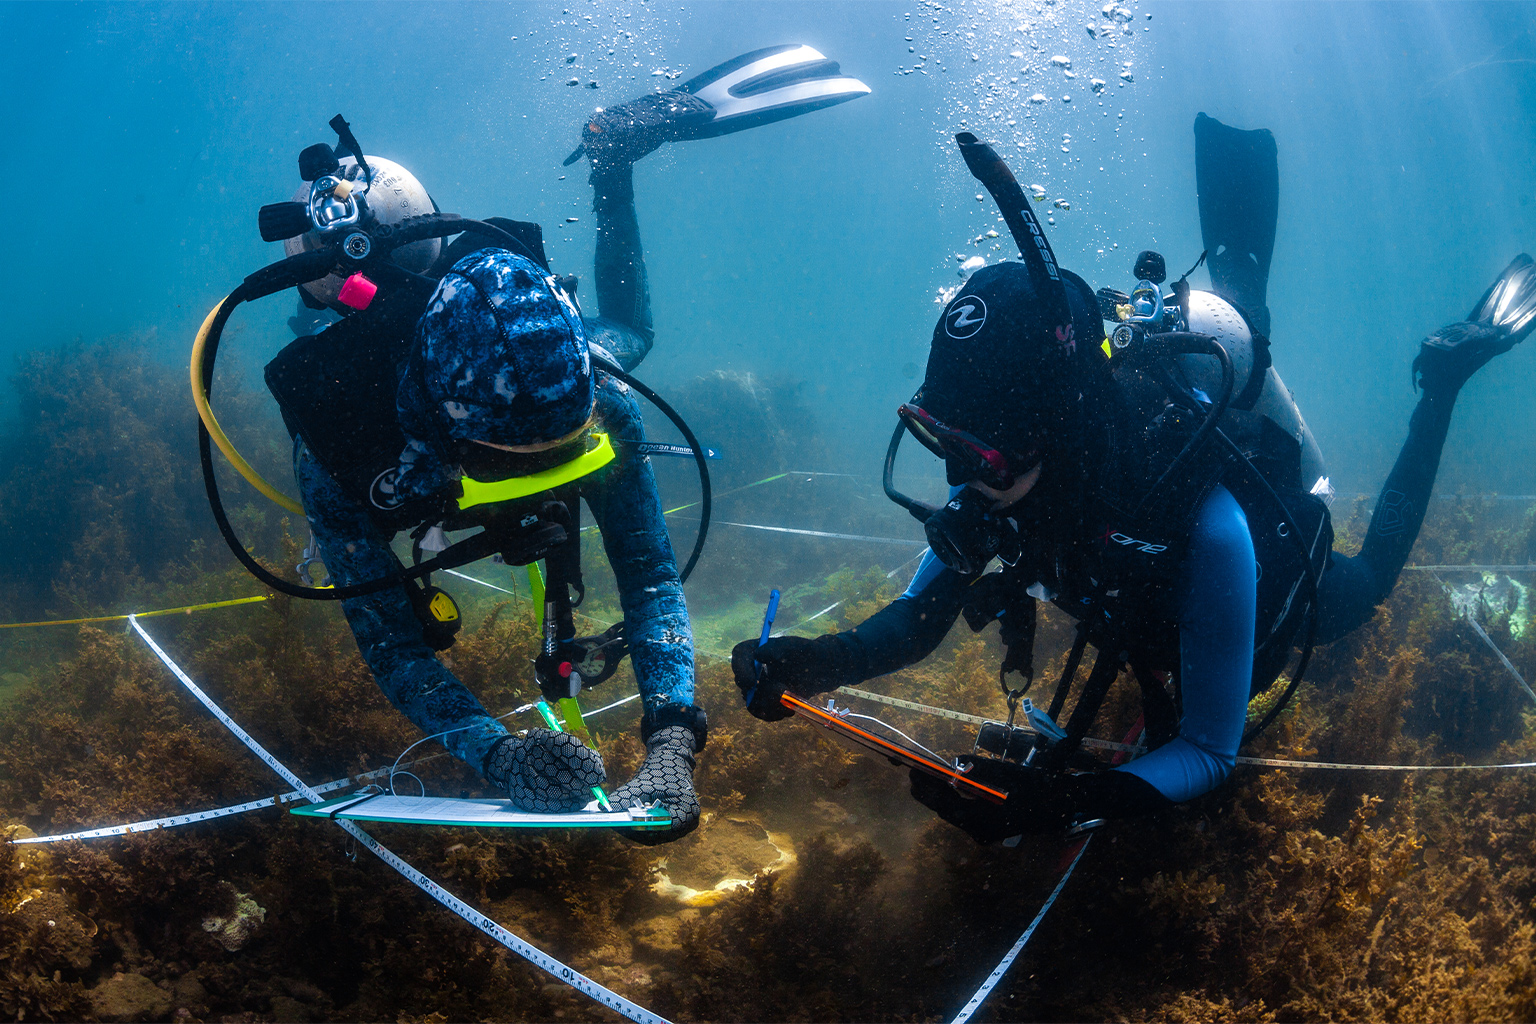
[192,115,714,621]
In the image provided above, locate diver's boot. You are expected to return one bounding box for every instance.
[1323,255,1536,640]
[1411,320,1520,395]
[608,707,706,846]
[1412,254,1536,395]
[483,729,606,814]
[578,92,714,181]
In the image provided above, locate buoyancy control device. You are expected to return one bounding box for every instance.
[884,135,1332,765]
[191,116,711,678]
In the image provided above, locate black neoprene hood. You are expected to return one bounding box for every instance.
[919,262,1103,472]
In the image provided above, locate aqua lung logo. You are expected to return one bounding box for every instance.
[946,296,988,339]
[371,467,405,510]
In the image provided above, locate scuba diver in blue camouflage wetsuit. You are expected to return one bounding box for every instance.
[259,50,873,844]
[281,143,700,840]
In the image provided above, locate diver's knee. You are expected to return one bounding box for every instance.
[1313,555,1386,643]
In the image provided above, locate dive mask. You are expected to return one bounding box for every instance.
[897,403,1030,491]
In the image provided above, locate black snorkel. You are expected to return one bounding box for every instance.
[884,133,1073,526]
[954,132,1073,330]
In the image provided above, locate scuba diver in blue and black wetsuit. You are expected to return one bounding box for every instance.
[193,49,870,844]
[730,116,1536,843]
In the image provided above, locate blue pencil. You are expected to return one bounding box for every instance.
[745,588,781,705]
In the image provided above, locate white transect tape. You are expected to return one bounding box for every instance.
[1339,495,1536,502]
[950,836,1093,1024]
[128,617,672,1024]
[835,686,1137,755]
[838,686,1536,772]
[443,568,517,596]
[1235,755,1536,770]
[1426,570,1536,706]
[670,515,928,547]
[14,777,355,844]
[767,549,930,638]
[1406,564,1536,572]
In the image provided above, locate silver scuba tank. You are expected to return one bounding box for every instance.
[1165,289,1328,499]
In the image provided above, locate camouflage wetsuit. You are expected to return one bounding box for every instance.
[290,164,693,776]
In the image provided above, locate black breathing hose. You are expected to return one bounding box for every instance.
[200,217,712,600]
[589,353,712,582]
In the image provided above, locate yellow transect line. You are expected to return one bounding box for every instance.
[663,471,789,516]
[0,595,269,630]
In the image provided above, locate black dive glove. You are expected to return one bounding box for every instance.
[483,730,606,814]
[576,92,714,178]
[909,758,1171,844]
[730,635,860,722]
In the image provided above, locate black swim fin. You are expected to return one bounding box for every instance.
[1194,112,1279,335]
[563,45,870,166]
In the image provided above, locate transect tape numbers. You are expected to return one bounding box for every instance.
[949,836,1093,1024]
[128,617,671,1024]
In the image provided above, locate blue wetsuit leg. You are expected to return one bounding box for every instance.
[1119,484,1256,802]
[294,438,509,771]
[582,162,654,374]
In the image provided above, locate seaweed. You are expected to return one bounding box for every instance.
[9,337,1536,1021]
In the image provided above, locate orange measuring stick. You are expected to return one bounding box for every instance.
[780,693,1009,804]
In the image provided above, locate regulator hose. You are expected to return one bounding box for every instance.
[193,215,711,599]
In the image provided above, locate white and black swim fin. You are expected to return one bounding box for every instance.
[1413,254,1536,392]
[675,44,871,138]
[563,45,870,166]
[1467,253,1536,340]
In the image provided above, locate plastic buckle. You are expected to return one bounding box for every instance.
[337,273,377,310]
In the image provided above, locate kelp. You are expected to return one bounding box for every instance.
[6,340,1536,1021]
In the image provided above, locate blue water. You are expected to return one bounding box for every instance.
[2,0,1534,494]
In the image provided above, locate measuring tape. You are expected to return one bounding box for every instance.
[129,617,671,1024]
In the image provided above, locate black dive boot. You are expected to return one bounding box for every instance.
[608,705,706,846]
[577,92,714,180]
[483,730,606,814]
[1412,254,1536,394]
[1318,255,1536,642]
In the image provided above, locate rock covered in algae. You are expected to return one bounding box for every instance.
[200,890,266,951]
[87,972,174,1023]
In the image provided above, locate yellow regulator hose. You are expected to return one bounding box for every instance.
[190,297,305,515]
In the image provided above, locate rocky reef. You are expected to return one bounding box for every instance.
[3,343,1536,1021]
